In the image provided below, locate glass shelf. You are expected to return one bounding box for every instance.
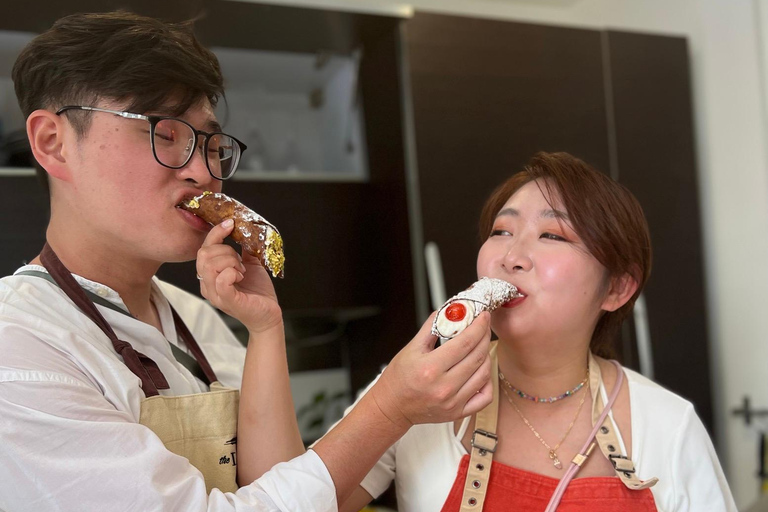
[0,32,370,183]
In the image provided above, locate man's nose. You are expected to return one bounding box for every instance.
[178,139,213,186]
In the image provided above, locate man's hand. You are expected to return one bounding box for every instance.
[369,311,493,430]
[196,219,282,333]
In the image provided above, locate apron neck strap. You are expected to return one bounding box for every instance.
[39,243,215,396]
[459,342,499,511]
[171,308,218,385]
[458,346,657,512]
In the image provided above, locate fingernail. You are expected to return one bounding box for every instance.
[222,219,234,228]
[240,263,246,272]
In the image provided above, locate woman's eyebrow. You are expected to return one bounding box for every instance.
[541,208,570,220]
[496,207,519,218]
[495,208,569,220]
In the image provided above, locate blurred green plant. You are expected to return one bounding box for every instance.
[296,389,350,442]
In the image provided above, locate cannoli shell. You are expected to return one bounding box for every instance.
[180,192,285,278]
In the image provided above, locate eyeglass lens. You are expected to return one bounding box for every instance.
[153,118,240,178]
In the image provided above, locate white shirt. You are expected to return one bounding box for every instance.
[0,266,337,512]
[339,367,736,512]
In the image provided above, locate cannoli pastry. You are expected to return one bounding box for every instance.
[179,191,285,278]
[431,277,521,343]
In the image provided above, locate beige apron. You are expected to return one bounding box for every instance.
[457,342,658,511]
[139,382,240,493]
[36,242,240,494]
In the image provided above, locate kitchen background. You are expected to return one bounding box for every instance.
[1,0,767,510]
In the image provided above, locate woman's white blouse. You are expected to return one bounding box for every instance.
[337,366,737,512]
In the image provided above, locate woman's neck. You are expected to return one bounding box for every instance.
[496,336,591,402]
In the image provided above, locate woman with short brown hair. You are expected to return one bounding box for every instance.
[337,151,736,511]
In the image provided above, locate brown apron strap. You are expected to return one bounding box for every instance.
[171,309,218,385]
[39,243,191,396]
[459,342,499,511]
[589,355,657,491]
[458,349,657,512]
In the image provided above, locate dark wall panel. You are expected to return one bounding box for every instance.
[406,12,611,297]
[607,30,713,434]
[0,177,49,274]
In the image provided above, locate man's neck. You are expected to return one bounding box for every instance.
[35,227,164,329]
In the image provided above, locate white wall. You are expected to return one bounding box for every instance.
[249,0,768,507]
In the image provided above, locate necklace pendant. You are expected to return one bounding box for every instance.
[549,450,563,469]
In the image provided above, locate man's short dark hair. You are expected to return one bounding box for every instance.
[12,10,225,191]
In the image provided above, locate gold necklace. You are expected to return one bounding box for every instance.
[499,368,589,403]
[501,381,588,469]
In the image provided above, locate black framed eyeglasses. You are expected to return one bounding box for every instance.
[55,105,247,180]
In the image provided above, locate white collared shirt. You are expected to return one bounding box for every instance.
[0,265,337,512]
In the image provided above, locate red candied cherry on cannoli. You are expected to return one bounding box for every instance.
[445,303,467,322]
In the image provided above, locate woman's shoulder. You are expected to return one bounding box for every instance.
[621,365,695,419]
[594,356,694,417]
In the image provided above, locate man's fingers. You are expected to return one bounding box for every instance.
[412,311,439,353]
[432,311,490,371]
[461,378,494,417]
[201,218,234,248]
[445,322,491,383]
[199,252,246,277]
[454,354,492,405]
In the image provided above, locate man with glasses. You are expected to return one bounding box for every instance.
[55,105,248,180]
[0,10,493,512]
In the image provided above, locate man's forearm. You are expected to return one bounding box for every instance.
[312,391,409,506]
[237,322,305,485]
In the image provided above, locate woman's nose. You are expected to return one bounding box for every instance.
[502,242,533,272]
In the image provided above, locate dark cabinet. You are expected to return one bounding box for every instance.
[406,13,714,436]
[605,30,713,432]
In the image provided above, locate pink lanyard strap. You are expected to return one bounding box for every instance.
[544,359,624,511]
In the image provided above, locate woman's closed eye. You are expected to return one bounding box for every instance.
[540,232,567,241]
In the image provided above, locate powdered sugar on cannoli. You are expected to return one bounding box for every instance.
[179,191,285,278]
[431,277,522,342]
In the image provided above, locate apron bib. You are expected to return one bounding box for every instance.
[33,242,240,494]
[139,382,239,493]
[440,343,658,512]
[442,455,658,511]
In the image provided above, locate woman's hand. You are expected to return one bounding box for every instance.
[369,311,493,430]
[196,219,282,333]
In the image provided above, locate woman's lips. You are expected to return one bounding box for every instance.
[177,207,212,232]
[502,288,526,308]
[502,296,526,308]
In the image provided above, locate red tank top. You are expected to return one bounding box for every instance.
[440,454,657,512]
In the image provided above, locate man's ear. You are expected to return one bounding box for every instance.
[26,109,72,182]
[601,272,639,312]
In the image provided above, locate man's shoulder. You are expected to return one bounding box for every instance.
[152,278,219,321]
[0,268,68,319]
[153,277,206,306]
